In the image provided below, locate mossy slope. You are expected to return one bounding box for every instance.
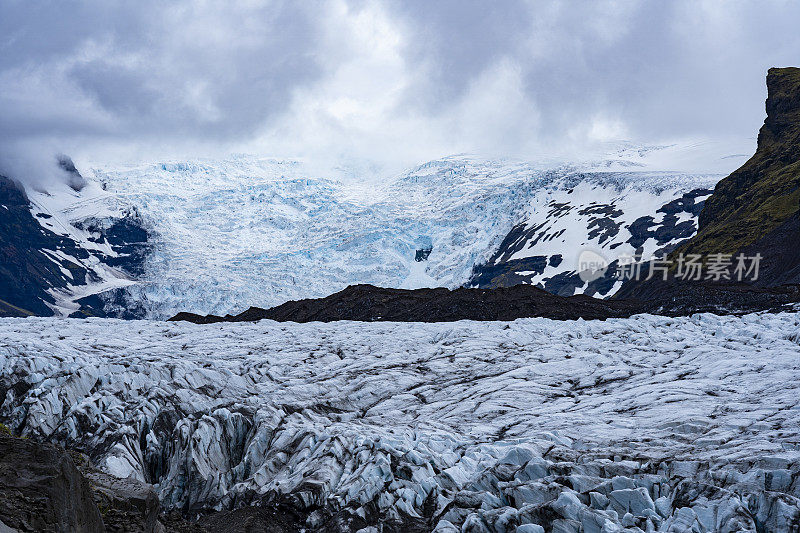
[680,67,800,257]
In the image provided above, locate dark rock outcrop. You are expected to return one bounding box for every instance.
[0,431,271,533]
[57,155,88,192]
[696,67,800,245]
[0,173,151,318]
[617,279,800,316]
[164,504,304,533]
[171,281,800,324]
[468,187,713,295]
[0,432,105,532]
[170,283,639,324]
[81,465,163,533]
[739,210,800,287]
[673,67,800,282]
[0,176,90,317]
[74,216,151,278]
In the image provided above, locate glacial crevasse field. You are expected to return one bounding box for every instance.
[82,150,722,318]
[1,311,799,531]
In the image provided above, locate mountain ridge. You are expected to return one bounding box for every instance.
[169,283,639,323]
[0,170,152,318]
[90,153,721,318]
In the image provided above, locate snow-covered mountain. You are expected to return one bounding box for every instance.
[76,146,726,319]
[0,142,741,319]
[0,161,151,318]
[467,178,714,297]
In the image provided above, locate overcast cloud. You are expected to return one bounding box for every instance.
[1,0,800,181]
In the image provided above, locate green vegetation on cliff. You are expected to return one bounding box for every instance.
[680,67,800,257]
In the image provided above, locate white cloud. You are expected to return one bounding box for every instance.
[1,0,799,181]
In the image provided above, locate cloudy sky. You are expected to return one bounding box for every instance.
[1,0,799,180]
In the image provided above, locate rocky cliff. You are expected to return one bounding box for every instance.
[672,67,800,282]
[694,67,800,252]
[0,176,92,317]
[0,431,105,532]
[616,67,800,306]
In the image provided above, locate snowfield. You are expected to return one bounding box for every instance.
[2,312,800,531]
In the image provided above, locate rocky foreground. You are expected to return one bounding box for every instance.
[1,312,800,531]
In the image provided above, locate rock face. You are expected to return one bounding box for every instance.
[0,431,226,532]
[739,211,800,287]
[0,433,104,532]
[690,67,800,287]
[58,155,88,192]
[81,465,163,533]
[2,314,800,531]
[617,67,800,306]
[0,176,83,316]
[694,67,800,255]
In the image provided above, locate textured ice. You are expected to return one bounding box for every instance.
[87,154,720,319]
[2,312,799,531]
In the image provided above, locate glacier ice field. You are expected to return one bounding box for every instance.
[80,153,721,318]
[1,311,799,531]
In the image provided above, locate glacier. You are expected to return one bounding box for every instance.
[78,150,722,319]
[1,311,799,531]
